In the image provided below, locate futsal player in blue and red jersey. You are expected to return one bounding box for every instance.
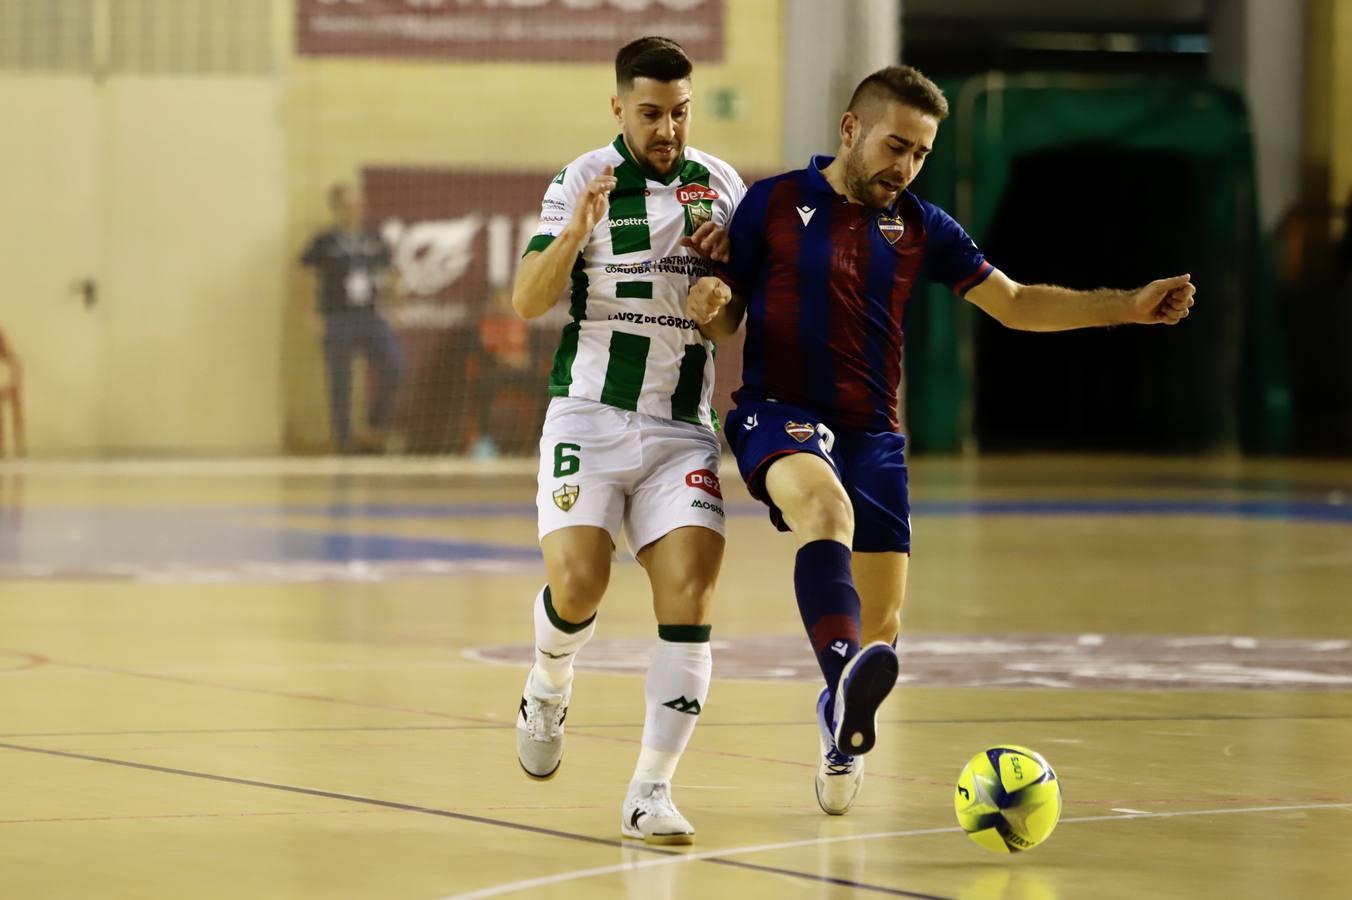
[686,65,1196,815]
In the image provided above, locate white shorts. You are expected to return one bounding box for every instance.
[536,397,726,553]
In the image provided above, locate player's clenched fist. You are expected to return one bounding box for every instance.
[1130,273,1196,326]
[686,276,732,325]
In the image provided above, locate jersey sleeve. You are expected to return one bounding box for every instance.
[921,202,993,296]
[523,161,589,257]
[713,166,747,228]
[716,178,772,297]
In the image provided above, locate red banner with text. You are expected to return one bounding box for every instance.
[297,0,725,63]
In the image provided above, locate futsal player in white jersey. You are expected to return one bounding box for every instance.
[510,37,745,845]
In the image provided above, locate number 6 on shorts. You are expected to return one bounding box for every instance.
[554,442,581,477]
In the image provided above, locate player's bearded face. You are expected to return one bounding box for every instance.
[843,140,900,211]
[844,104,939,210]
[614,77,692,176]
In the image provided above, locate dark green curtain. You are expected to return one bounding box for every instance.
[905,75,1290,453]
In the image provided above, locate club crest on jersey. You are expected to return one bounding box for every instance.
[552,484,580,512]
[785,421,815,443]
[679,185,717,236]
[877,214,906,244]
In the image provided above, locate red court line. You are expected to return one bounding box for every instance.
[0,650,49,672]
[0,809,378,825]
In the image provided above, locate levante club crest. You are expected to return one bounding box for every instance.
[678,184,718,234]
[877,214,905,244]
[552,484,580,512]
[784,421,815,443]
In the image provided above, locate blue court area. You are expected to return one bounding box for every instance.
[1,494,1348,576]
[0,506,540,574]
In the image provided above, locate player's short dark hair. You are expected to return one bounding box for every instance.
[848,65,949,122]
[615,36,692,91]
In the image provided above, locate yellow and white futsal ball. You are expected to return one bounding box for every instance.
[954,745,1062,853]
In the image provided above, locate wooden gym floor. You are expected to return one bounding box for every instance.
[0,455,1350,899]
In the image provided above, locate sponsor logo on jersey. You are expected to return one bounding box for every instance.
[610,216,650,227]
[690,498,724,516]
[604,256,712,278]
[785,421,815,443]
[677,185,720,205]
[552,483,580,512]
[608,312,699,330]
[685,469,722,498]
[877,214,906,244]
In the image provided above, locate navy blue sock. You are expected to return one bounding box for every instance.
[794,540,862,701]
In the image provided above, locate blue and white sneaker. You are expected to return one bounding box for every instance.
[815,687,863,815]
[833,641,899,756]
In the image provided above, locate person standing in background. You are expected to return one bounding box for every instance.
[300,182,406,453]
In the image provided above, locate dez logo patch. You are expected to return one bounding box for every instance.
[685,469,722,499]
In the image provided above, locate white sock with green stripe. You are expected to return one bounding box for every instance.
[532,585,596,692]
[632,625,712,783]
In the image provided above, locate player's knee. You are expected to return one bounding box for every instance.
[655,579,715,625]
[788,486,854,542]
[549,565,608,619]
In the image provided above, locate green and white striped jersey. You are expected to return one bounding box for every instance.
[526,135,746,430]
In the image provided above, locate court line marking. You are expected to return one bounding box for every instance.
[20,651,497,726]
[0,740,946,899]
[3,710,1352,740]
[443,802,1352,899]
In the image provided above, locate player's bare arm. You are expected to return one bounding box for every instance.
[686,276,746,341]
[511,165,617,319]
[964,269,1196,332]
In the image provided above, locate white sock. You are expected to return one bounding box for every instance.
[631,747,683,785]
[532,585,596,691]
[632,627,712,784]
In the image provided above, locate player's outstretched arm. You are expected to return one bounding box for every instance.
[687,276,746,341]
[512,165,617,319]
[964,268,1196,332]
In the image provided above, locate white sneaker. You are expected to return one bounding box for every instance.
[621,780,695,845]
[815,687,863,815]
[516,667,569,780]
[833,641,899,756]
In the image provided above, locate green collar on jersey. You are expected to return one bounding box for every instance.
[611,134,696,186]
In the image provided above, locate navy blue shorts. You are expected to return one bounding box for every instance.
[725,399,911,553]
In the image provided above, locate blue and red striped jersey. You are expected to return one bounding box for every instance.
[720,155,992,432]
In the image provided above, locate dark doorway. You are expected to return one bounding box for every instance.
[973,144,1234,452]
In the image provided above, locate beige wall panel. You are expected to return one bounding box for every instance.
[0,77,103,455]
[101,78,287,454]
